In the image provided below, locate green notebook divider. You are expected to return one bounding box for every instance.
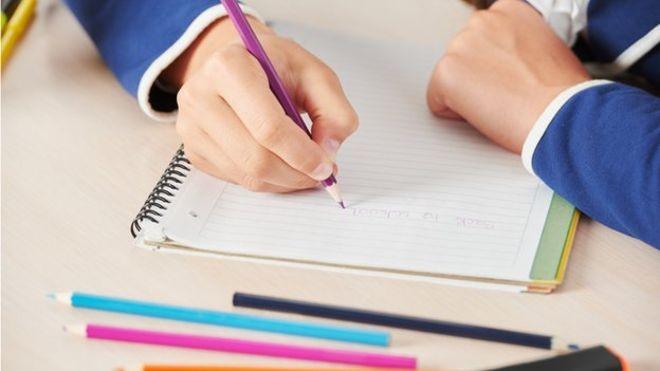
[529,194,576,281]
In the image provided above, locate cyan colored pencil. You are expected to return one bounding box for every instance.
[49,292,389,347]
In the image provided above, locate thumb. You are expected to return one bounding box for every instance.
[299,68,359,160]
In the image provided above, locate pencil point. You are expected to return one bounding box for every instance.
[48,292,73,304]
[63,324,87,336]
[116,366,142,371]
[552,337,580,352]
[324,182,345,208]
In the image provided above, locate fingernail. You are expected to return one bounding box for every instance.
[322,139,341,160]
[311,162,333,180]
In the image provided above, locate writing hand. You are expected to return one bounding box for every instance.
[163,17,358,192]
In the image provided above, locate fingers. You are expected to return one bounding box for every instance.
[426,27,483,121]
[177,117,297,194]
[177,80,318,191]
[175,35,358,194]
[190,150,295,193]
[426,67,464,121]
[207,45,336,182]
[294,56,359,159]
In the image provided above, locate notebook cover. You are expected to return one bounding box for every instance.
[554,210,579,281]
[529,194,578,281]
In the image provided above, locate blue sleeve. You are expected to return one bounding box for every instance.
[532,83,660,248]
[62,0,219,97]
[585,0,660,85]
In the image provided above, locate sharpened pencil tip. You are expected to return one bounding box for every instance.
[47,291,73,304]
[339,201,346,209]
[552,337,580,352]
[115,366,141,371]
[62,324,87,336]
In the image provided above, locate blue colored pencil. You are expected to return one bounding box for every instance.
[233,293,580,351]
[48,292,389,347]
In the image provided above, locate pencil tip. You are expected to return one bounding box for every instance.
[46,291,74,304]
[62,324,87,336]
[116,366,142,371]
[324,182,345,207]
[552,337,580,352]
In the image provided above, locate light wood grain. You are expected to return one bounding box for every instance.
[2,1,659,370]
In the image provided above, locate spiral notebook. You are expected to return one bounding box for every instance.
[131,22,577,293]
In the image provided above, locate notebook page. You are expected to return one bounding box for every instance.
[161,23,554,281]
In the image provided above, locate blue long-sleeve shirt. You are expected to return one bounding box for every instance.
[63,0,259,120]
[532,83,659,247]
[63,0,659,248]
[521,0,659,248]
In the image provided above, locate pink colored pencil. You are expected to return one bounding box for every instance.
[64,324,416,369]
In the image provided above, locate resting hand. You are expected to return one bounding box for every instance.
[163,17,358,192]
[427,0,590,152]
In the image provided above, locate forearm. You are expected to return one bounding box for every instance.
[528,82,660,248]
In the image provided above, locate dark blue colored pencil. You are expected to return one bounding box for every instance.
[233,293,578,351]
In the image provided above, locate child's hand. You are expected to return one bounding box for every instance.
[426,0,589,153]
[163,18,358,192]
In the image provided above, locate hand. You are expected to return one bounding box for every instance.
[426,0,590,153]
[163,17,358,192]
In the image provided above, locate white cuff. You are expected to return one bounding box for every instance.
[136,4,264,122]
[521,80,612,176]
[598,24,660,75]
[525,0,590,46]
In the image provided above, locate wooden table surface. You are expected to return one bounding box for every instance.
[2,1,659,370]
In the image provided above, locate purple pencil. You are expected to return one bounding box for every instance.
[64,323,417,369]
[220,0,345,208]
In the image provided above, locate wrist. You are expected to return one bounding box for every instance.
[521,80,611,174]
[161,16,273,88]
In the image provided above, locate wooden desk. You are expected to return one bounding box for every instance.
[2,1,659,369]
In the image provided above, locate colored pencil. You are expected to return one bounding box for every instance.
[49,292,389,346]
[233,293,579,351]
[220,0,345,208]
[65,323,416,369]
[1,0,36,67]
[116,366,385,371]
[1,12,7,35]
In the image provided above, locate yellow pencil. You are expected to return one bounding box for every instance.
[1,0,36,68]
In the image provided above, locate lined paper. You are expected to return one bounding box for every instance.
[162,23,553,281]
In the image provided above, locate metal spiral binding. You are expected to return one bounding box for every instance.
[130,146,191,237]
